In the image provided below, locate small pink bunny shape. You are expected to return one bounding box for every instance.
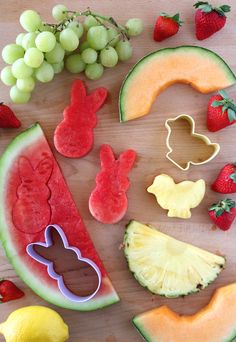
[54,79,108,158]
[89,144,136,224]
[13,156,53,234]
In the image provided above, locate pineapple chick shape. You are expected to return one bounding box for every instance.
[147,174,206,219]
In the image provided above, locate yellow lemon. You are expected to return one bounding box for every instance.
[0,306,69,342]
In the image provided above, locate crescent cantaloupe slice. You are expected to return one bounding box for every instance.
[119,46,236,122]
[133,283,236,342]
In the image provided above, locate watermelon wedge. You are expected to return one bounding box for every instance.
[0,123,119,311]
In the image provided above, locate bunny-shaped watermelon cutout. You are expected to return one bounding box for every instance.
[13,156,53,234]
[54,79,108,158]
[89,144,136,224]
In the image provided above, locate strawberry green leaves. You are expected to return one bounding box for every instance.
[209,199,235,218]
[194,1,231,16]
[211,90,236,123]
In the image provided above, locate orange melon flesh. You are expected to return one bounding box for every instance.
[119,46,236,122]
[133,283,236,342]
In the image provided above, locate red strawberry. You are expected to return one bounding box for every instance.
[153,13,183,42]
[212,163,236,194]
[207,90,236,132]
[194,1,230,40]
[0,280,24,303]
[0,103,21,128]
[208,198,236,231]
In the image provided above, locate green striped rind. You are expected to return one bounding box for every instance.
[133,315,236,342]
[119,46,236,122]
[132,316,153,342]
[0,124,119,311]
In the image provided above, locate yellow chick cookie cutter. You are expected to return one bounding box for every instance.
[165,114,220,171]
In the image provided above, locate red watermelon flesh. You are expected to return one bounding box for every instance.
[54,79,108,158]
[89,144,136,224]
[0,124,119,310]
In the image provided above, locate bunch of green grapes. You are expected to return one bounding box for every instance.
[1,5,143,104]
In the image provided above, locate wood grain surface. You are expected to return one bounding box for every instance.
[1,1,236,341]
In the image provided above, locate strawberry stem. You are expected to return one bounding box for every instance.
[209,198,236,217]
[160,12,184,26]
[193,1,230,16]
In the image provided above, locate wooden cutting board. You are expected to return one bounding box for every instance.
[0,1,236,341]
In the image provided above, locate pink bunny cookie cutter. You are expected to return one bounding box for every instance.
[26,224,102,303]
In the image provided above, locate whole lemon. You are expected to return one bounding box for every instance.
[0,306,69,342]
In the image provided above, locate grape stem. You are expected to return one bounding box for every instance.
[47,8,130,40]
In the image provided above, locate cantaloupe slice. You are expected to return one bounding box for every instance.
[133,283,236,342]
[119,46,236,122]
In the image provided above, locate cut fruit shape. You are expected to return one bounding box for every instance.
[147,174,206,219]
[119,46,236,122]
[124,221,225,297]
[0,124,119,311]
[133,283,236,342]
[165,115,220,170]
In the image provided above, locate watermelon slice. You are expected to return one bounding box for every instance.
[0,123,119,311]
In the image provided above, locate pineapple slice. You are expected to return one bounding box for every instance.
[124,221,225,297]
[147,174,206,219]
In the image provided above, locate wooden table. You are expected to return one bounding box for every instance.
[1,1,236,341]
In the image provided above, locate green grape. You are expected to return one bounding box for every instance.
[10,85,31,104]
[81,48,97,64]
[79,41,90,53]
[52,4,68,21]
[115,40,132,61]
[12,58,33,79]
[125,18,144,36]
[107,27,119,47]
[59,28,79,51]
[1,66,16,86]
[84,15,99,30]
[22,32,38,50]
[55,31,61,42]
[85,62,104,80]
[68,21,84,39]
[87,26,108,50]
[65,54,85,73]
[35,32,56,52]
[19,10,42,32]
[16,33,26,46]
[2,44,24,64]
[45,42,65,64]
[52,61,64,74]
[24,47,44,68]
[100,46,118,67]
[17,77,35,92]
[35,61,54,82]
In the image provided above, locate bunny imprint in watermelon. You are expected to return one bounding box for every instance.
[89,144,136,224]
[54,79,108,158]
[0,124,119,310]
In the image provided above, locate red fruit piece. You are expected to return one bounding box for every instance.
[0,280,24,303]
[194,1,230,40]
[212,163,236,194]
[54,79,108,158]
[0,102,21,128]
[89,144,136,224]
[153,13,183,42]
[12,156,53,234]
[207,90,236,132]
[208,198,236,231]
